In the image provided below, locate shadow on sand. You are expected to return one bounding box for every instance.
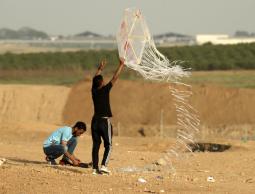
[4,157,92,172]
[6,157,46,165]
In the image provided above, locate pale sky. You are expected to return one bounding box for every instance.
[0,0,254,36]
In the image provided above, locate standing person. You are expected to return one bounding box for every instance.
[91,58,125,175]
[43,121,86,166]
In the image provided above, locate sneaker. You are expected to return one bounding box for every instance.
[59,159,73,166]
[49,160,57,165]
[92,168,103,175]
[45,156,57,165]
[100,165,111,174]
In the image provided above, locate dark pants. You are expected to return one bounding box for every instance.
[91,116,113,169]
[43,136,78,160]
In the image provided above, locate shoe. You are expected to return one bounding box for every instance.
[92,168,103,175]
[59,159,73,166]
[100,165,111,174]
[45,156,57,165]
[49,160,57,165]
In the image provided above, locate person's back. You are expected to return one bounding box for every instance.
[43,126,72,148]
[92,81,113,118]
[90,58,124,175]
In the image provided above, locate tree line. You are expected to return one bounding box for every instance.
[0,43,254,71]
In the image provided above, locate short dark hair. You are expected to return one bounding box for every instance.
[93,75,103,89]
[73,121,86,131]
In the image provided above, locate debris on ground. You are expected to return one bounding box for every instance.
[207,176,215,182]
[0,158,6,166]
[138,177,147,183]
[155,158,167,166]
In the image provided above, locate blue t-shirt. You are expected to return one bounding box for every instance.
[43,126,72,148]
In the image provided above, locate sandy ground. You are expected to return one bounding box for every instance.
[0,124,255,194]
[0,82,255,193]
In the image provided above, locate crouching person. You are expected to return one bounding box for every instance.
[43,121,86,166]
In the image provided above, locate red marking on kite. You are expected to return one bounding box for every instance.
[124,41,130,51]
[121,21,126,29]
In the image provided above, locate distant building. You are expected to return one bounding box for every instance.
[154,32,195,47]
[196,34,255,45]
[73,31,102,39]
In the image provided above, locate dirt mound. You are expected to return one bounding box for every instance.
[63,79,255,136]
[0,81,254,138]
[0,84,70,125]
[63,79,176,131]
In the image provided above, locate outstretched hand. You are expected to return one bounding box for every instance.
[99,59,107,70]
[119,57,125,66]
[94,59,107,76]
[110,57,125,85]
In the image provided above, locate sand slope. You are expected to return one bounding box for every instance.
[63,79,255,137]
[0,84,70,125]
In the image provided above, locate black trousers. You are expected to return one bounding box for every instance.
[91,116,113,169]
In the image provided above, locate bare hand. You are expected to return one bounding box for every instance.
[99,59,107,70]
[119,57,125,65]
[72,159,80,166]
[76,158,81,163]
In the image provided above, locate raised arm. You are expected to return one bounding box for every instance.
[94,59,106,76]
[110,58,125,85]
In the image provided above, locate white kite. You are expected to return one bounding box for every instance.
[116,8,200,172]
[116,7,189,82]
